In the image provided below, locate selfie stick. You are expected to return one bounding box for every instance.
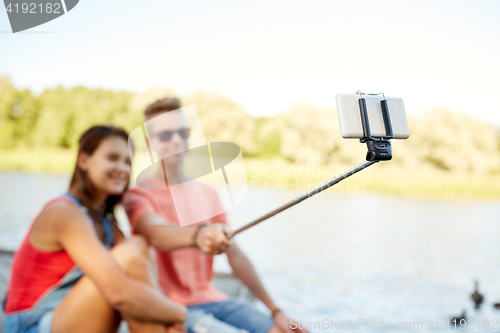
[229,91,395,239]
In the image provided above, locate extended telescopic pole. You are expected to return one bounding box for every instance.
[228,91,395,238]
[228,160,378,239]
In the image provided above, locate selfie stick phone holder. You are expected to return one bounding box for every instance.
[229,90,398,238]
[356,90,394,162]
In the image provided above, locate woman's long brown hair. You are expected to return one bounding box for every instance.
[69,125,131,234]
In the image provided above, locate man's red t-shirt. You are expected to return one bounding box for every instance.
[123,177,229,306]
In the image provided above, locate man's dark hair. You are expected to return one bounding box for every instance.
[144,97,181,119]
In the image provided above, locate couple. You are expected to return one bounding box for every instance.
[2,98,309,333]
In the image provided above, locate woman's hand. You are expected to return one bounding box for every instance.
[275,311,310,333]
[196,224,230,254]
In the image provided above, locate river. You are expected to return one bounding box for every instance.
[1,171,500,332]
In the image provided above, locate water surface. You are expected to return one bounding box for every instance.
[1,171,499,332]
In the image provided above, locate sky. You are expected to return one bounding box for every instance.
[1,0,499,124]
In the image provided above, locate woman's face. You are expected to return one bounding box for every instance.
[79,136,132,196]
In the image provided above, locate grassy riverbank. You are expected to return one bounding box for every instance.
[1,149,500,200]
[0,148,76,174]
[244,158,500,200]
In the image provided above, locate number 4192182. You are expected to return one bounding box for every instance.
[5,3,62,14]
[445,319,498,329]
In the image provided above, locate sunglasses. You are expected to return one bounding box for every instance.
[154,128,190,142]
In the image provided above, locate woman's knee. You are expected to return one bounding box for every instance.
[127,235,150,254]
[111,236,151,275]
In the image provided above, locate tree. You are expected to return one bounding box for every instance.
[182,91,256,155]
[267,103,365,166]
[409,108,500,175]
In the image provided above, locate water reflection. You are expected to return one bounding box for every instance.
[1,171,500,332]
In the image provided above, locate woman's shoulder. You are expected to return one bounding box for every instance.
[44,199,80,214]
[43,196,83,216]
[29,196,88,252]
[34,197,89,232]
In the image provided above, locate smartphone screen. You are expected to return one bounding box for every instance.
[336,94,410,139]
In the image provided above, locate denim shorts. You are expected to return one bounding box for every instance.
[3,311,53,333]
[2,297,54,333]
[186,298,274,333]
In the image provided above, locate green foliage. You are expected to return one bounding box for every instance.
[497,127,500,153]
[0,81,143,149]
[252,104,500,177]
[182,91,256,155]
[0,148,75,174]
[268,104,366,165]
[0,77,22,148]
[33,86,138,148]
[1,77,499,182]
[254,117,282,158]
[407,108,500,175]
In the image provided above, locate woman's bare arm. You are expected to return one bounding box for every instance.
[46,201,186,324]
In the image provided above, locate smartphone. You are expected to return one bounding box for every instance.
[335,93,410,139]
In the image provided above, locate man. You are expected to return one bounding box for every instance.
[123,98,308,333]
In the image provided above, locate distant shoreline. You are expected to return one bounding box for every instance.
[1,149,500,200]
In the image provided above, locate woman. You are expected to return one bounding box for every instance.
[2,125,186,333]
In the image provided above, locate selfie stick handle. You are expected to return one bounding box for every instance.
[229,160,378,239]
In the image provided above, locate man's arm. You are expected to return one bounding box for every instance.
[226,242,309,333]
[134,212,229,254]
[226,242,278,310]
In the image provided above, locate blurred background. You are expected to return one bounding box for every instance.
[1,0,500,331]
